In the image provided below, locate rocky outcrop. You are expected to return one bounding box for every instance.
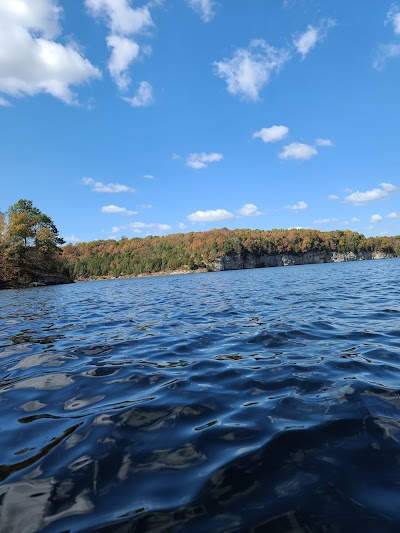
[0,272,73,289]
[212,251,395,271]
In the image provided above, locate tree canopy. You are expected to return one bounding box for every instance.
[0,199,66,287]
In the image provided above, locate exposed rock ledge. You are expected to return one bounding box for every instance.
[212,251,395,271]
[0,272,73,289]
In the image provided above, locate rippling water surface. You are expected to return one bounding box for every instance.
[1,259,400,532]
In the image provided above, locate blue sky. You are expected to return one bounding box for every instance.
[1,0,400,243]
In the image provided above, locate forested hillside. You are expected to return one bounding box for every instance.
[63,228,400,280]
[0,200,70,288]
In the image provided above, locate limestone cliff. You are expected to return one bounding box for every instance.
[212,251,394,271]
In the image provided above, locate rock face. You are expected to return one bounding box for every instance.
[212,251,395,271]
[0,272,73,289]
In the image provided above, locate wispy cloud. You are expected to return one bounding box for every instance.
[293,19,336,59]
[387,211,400,219]
[373,43,400,69]
[314,218,337,224]
[386,3,400,34]
[83,177,135,193]
[186,152,223,169]
[188,209,234,222]
[214,39,290,101]
[0,96,11,107]
[328,194,339,200]
[286,201,308,211]
[101,204,137,215]
[344,183,397,204]
[187,0,215,22]
[124,81,154,107]
[253,125,289,143]
[238,204,262,216]
[143,174,155,180]
[316,138,333,146]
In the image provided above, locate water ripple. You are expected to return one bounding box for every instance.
[1,259,400,531]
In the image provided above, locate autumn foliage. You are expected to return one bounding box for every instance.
[62,227,400,280]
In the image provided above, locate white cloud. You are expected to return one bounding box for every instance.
[187,0,215,22]
[373,43,400,69]
[0,0,101,104]
[286,201,308,211]
[188,209,234,222]
[186,152,223,169]
[143,174,155,179]
[351,217,360,223]
[386,3,400,35]
[214,39,290,101]
[387,211,400,219]
[344,183,397,204]
[172,153,181,160]
[83,177,135,193]
[370,214,383,223]
[178,222,187,229]
[124,81,154,107]
[0,96,11,106]
[101,204,137,215]
[279,142,317,160]
[112,226,120,233]
[238,204,262,216]
[328,194,339,200]
[293,19,336,59]
[314,218,337,224]
[85,0,152,91]
[85,0,152,36]
[316,138,333,146]
[106,35,139,90]
[139,204,153,209]
[128,221,171,231]
[253,125,289,143]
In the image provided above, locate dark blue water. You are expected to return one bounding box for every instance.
[1,259,400,532]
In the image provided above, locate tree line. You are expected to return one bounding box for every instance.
[62,227,400,280]
[2,200,399,287]
[0,199,66,287]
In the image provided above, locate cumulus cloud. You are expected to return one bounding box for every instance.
[279,143,318,160]
[187,0,215,22]
[238,204,262,216]
[386,3,400,34]
[124,81,154,107]
[344,183,397,205]
[106,35,139,90]
[188,209,234,222]
[101,204,137,215]
[83,177,135,193]
[293,19,336,59]
[0,0,101,104]
[370,214,383,223]
[214,39,290,101]
[253,125,289,143]
[328,194,339,200]
[373,43,400,69]
[186,152,223,169]
[286,201,308,211]
[387,211,400,219]
[85,0,153,92]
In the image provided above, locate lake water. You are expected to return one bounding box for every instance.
[1,259,400,532]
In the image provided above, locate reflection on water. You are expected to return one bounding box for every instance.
[1,259,400,531]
